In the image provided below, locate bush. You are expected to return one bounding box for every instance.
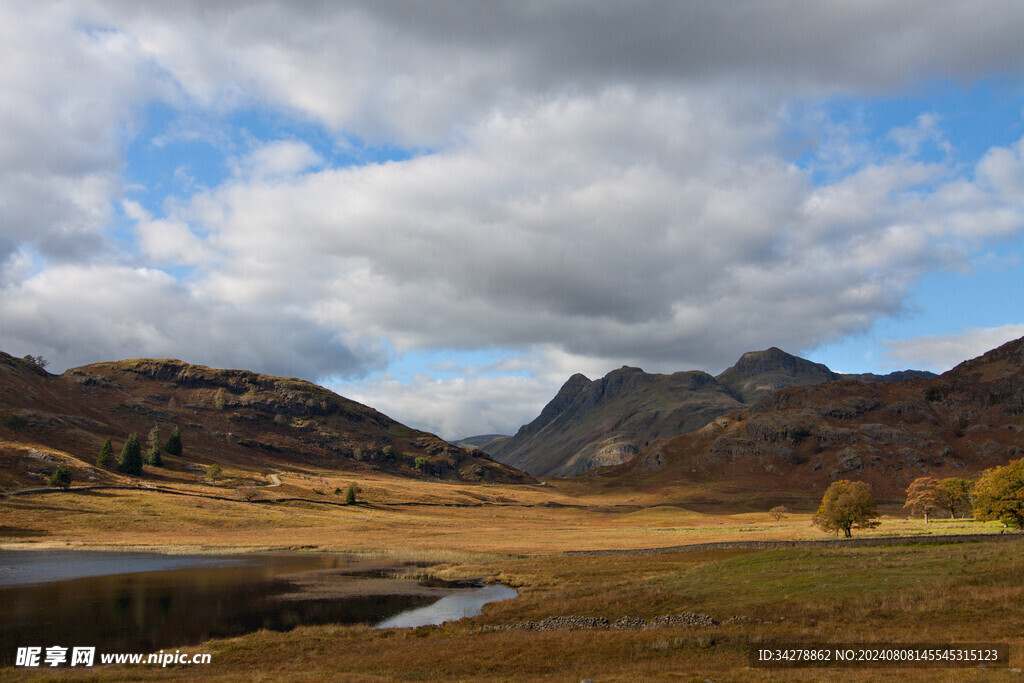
[235,486,259,502]
[206,463,222,482]
[3,413,28,431]
[414,457,428,471]
[48,465,72,490]
[345,482,358,504]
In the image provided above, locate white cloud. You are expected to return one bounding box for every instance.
[4,2,1024,437]
[231,140,323,180]
[883,324,1024,373]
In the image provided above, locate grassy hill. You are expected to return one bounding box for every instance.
[0,353,531,492]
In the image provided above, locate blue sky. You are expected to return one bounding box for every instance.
[2,2,1024,439]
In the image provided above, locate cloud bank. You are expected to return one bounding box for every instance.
[3,1,1024,436]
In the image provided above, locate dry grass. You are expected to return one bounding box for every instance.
[2,475,1021,681]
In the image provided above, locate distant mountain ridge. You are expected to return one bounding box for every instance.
[618,335,1024,499]
[485,348,935,477]
[0,354,531,489]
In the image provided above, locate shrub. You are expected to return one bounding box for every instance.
[345,482,358,504]
[235,486,259,502]
[206,463,222,482]
[3,413,28,431]
[414,457,428,471]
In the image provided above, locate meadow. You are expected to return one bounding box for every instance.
[2,465,1021,680]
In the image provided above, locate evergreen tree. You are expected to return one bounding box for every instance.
[97,439,113,468]
[48,465,72,489]
[345,482,358,504]
[117,433,144,476]
[145,425,163,467]
[164,426,183,457]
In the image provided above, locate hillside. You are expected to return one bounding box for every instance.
[486,348,931,477]
[0,354,531,490]
[617,336,1024,499]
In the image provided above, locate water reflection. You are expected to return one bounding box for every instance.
[0,551,434,665]
[376,584,518,628]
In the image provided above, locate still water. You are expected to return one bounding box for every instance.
[376,584,518,628]
[0,550,512,665]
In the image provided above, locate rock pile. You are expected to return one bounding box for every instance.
[482,612,730,632]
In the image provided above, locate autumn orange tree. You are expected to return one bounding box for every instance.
[813,480,880,538]
[973,458,1024,528]
[904,476,939,522]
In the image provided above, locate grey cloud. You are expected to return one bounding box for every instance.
[92,1,1024,145]
[0,264,385,380]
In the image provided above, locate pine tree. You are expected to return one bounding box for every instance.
[345,482,358,504]
[97,439,113,468]
[164,426,183,457]
[117,433,144,476]
[48,465,72,489]
[145,425,163,467]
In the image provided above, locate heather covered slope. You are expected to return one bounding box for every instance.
[0,354,531,489]
[487,347,932,477]
[618,336,1024,499]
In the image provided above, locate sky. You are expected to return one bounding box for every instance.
[2,1,1024,440]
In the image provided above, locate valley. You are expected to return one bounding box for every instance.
[2,340,1024,679]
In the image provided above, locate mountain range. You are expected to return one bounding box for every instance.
[616,335,1024,499]
[482,348,935,477]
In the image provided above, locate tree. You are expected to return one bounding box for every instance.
[769,505,789,521]
[97,439,113,468]
[935,478,972,519]
[813,480,880,538]
[414,457,428,471]
[345,482,358,504]
[972,458,1024,528]
[116,433,144,476]
[206,463,222,482]
[22,354,48,370]
[164,426,183,457]
[904,476,939,522]
[145,425,162,467]
[48,465,72,490]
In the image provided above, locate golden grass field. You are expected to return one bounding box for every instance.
[2,463,1022,681]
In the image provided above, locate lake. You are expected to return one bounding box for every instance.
[0,550,515,665]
